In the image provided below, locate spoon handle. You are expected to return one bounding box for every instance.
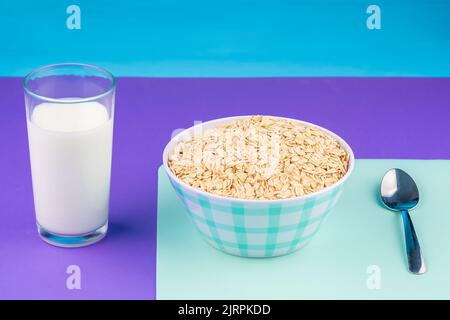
[401,210,426,274]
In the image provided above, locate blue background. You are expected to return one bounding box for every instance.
[1,0,449,77]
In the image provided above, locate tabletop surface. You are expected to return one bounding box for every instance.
[158,160,450,299]
[1,77,449,299]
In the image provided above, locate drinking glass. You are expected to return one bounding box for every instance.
[24,63,115,247]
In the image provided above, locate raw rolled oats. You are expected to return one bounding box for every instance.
[168,116,350,200]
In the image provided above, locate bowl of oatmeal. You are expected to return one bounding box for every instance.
[162,115,354,257]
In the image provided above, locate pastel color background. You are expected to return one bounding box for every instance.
[0,1,449,299]
[1,1,450,77]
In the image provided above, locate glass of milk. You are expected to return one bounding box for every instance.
[24,63,115,247]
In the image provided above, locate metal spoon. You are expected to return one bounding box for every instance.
[380,168,426,274]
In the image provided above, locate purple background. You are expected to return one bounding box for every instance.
[0,77,449,299]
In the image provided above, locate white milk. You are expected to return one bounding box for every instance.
[27,101,113,235]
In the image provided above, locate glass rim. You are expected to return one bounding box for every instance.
[23,63,116,104]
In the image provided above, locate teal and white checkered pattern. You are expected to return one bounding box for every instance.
[168,175,344,258]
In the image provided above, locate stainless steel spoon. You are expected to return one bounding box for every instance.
[380,168,426,274]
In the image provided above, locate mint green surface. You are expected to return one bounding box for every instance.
[157,160,450,299]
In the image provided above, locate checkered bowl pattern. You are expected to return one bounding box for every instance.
[167,175,344,257]
[163,116,354,258]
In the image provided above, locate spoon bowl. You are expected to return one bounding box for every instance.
[381,169,419,212]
